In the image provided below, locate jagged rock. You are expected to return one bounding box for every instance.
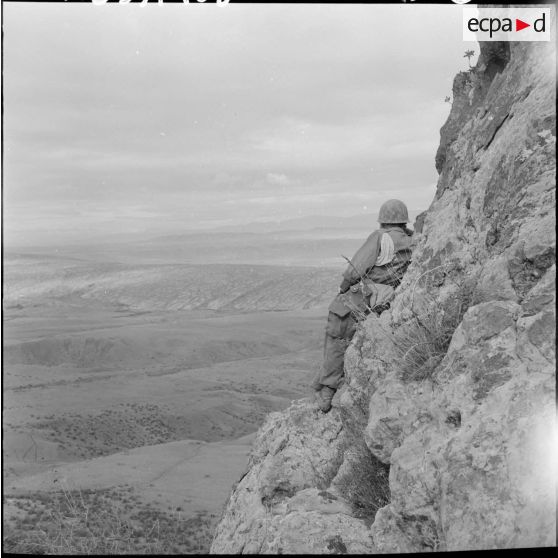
[474,255,519,303]
[210,399,377,553]
[369,270,555,551]
[211,36,555,554]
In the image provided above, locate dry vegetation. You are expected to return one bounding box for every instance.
[334,411,391,524]
[341,257,474,383]
[3,486,214,554]
[335,449,390,524]
[391,260,475,382]
[25,401,274,461]
[31,403,199,460]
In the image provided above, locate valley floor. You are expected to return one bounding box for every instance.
[3,263,330,552]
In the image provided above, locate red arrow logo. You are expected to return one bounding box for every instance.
[516,18,530,31]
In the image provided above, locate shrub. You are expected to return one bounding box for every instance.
[334,412,390,523]
[2,487,213,555]
[391,300,463,381]
[335,450,390,523]
[392,263,475,382]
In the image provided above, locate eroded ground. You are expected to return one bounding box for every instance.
[3,254,334,552]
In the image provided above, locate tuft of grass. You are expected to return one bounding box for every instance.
[334,412,391,524]
[391,262,475,382]
[335,451,390,524]
[391,299,464,382]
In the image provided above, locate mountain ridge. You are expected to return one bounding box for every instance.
[211,36,556,553]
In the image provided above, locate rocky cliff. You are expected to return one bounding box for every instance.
[210,36,556,553]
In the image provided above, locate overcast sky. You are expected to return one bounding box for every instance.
[3,2,477,246]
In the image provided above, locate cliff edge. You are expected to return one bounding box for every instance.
[211,37,556,553]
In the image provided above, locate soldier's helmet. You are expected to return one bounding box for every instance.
[378,199,409,224]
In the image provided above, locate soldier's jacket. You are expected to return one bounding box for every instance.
[328,226,415,322]
[342,226,415,286]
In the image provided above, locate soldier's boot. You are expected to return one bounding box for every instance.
[317,386,336,413]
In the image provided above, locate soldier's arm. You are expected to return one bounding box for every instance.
[339,230,381,292]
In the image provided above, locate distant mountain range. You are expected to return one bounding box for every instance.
[5,211,424,249]
[211,213,381,234]
[204,210,422,235]
[5,211,424,267]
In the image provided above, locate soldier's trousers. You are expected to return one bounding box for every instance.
[311,311,357,391]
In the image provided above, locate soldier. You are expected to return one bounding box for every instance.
[312,199,416,413]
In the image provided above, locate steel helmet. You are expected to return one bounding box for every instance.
[378,199,409,224]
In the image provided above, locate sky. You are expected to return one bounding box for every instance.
[2,2,478,246]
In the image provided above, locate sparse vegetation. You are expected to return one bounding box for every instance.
[336,452,390,523]
[335,411,390,524]
[392,261,475,382]
[32,401,262,460]
[464,49,475,69]
[3,486,214,554]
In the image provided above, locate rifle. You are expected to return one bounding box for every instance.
[341,255,367,292]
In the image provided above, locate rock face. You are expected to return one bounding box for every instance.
[211,400,387,553]
[211,37,556,553]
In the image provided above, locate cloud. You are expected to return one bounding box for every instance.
[2,3,471,245]
[266,173,292,186]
